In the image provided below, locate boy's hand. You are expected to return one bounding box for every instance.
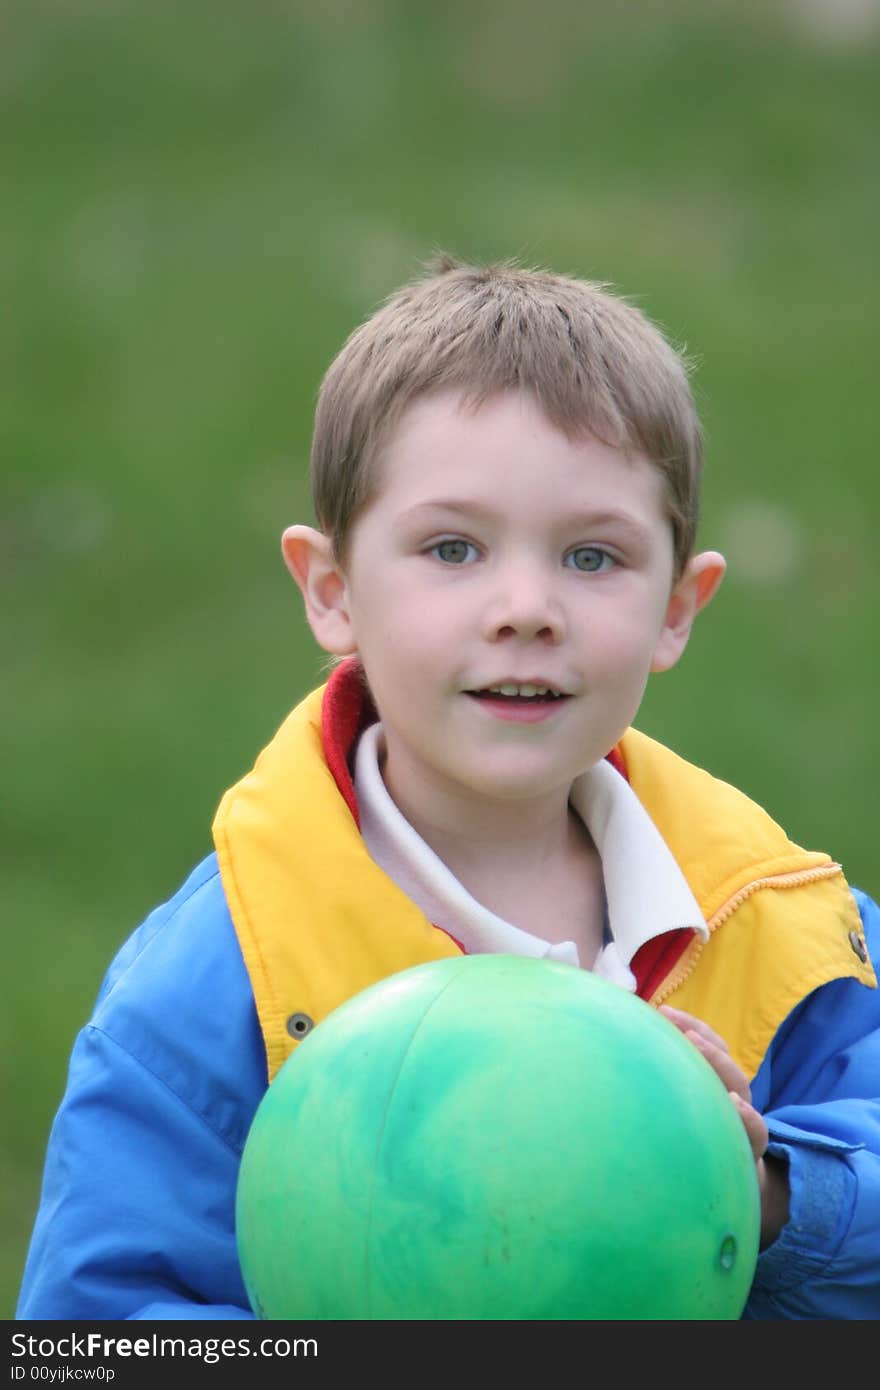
[658,1005,790,1250]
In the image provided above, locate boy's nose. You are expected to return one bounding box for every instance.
[481,570,566,645]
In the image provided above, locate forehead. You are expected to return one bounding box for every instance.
[371,389,669,522]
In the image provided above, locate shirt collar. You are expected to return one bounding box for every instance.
[353,722,707,991]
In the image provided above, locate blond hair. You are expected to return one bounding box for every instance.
[311,255,703,578]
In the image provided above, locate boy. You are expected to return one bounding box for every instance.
[17,256,880,1321]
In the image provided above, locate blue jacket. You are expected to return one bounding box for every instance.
[16,678,880,1320]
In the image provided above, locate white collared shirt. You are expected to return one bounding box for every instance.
[353,722,707,992]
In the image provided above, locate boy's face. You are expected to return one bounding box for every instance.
[288,389,721,817]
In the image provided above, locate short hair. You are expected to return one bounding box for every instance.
[310,254,703,578]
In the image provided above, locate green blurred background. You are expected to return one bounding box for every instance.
[5,0,878,1316]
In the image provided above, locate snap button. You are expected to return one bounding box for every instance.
[286,1012,315,1039]
[848,930,868,964]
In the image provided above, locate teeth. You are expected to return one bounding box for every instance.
[487,684,553,697]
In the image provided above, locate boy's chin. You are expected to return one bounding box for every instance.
[452,760,585,805]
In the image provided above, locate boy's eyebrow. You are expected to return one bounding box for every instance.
[399,499,494,522]
[399,498,654,540]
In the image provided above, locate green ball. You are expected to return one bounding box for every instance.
[236,954,760,1320]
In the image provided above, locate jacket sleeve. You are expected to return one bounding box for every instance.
[17,1024,256,1321]
[745,887,880,1320]
[16,861,267,1322]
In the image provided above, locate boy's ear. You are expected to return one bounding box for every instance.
[650,550,726,673]
[281,525,358,656]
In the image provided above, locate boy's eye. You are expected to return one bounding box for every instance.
[431,538,479,565]
[565,546,615,573]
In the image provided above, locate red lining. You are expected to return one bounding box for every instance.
[631,930,693,1000]
[320,659,376,828]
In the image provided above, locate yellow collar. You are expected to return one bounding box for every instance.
[213,678,874,1080]
[213,685,461,1079]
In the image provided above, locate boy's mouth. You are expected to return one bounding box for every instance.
[465,684,571,706]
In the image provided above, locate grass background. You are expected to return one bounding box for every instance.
[4,0,878,1316]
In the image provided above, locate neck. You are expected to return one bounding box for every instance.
[380,748,582,881]
[375,730,604,952]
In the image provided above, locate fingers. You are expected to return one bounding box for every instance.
[730,1091,768,1163]
[659,1005,751,1103]
[659,1005,729,1054]
[687,1030,752,1102]
[659,1004,773,1222]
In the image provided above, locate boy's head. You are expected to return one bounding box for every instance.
[283,255,725,810]
[309,254,703,581]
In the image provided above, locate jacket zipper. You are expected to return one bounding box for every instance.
[651,863,844,1005]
